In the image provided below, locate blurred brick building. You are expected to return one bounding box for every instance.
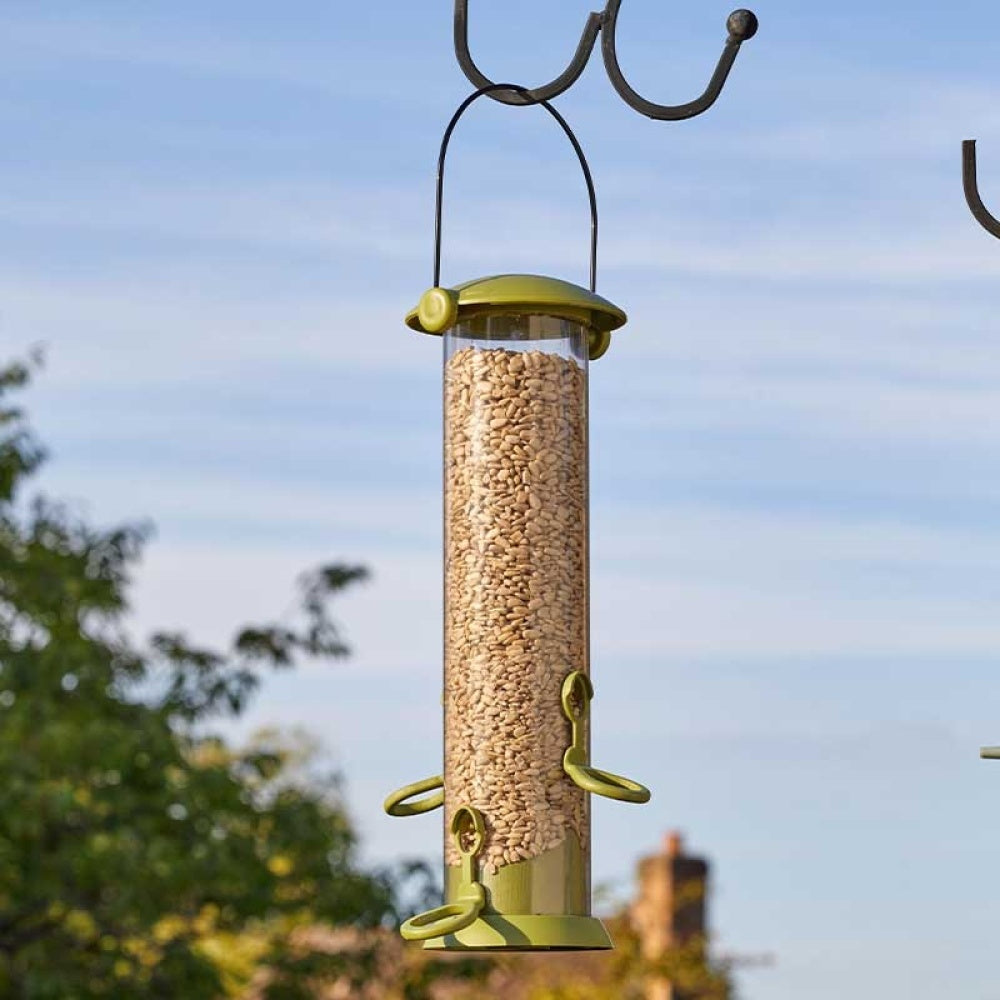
[630,832,711,1000]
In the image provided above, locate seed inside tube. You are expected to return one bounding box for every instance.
[444,345,589,874]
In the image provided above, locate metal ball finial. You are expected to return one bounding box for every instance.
[727,9,759,41]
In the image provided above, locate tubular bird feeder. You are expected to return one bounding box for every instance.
[384,3,758,953]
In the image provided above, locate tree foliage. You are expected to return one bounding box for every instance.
[0,355,399,998]
[0,355,737,1000]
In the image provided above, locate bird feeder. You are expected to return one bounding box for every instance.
[383,87,650,952]
[381,0,757,954]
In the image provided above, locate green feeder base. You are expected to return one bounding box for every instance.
[422,914,613,952]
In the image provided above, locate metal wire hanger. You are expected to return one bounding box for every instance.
[454,0,758,120]
[432,84,599,293]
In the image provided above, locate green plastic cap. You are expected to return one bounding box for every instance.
[406,274,627,360]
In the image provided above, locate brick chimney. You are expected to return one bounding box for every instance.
[629,832,710,1000]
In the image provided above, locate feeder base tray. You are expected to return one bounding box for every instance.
[422,914,612,952]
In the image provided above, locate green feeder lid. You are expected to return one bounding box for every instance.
[405,274,627,361]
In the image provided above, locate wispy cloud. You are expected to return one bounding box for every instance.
[0,7,450,107]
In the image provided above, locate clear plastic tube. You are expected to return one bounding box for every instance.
[443,313,590,880]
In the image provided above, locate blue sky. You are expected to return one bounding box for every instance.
[4,2,1000,996]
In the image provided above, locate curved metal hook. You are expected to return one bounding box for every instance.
[602,4,758,120]
[454,2,757,120]
[963,140,1000,241]
[454,0,604,107]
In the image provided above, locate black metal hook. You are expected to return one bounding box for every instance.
[603,3,758,121]
[963,139,1000,241]
[454,0,603,106]
[453,1,758,120]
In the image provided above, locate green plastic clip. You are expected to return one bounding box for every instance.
[401,805,487,942]
[561,671,651,804]
[384,774,444,817]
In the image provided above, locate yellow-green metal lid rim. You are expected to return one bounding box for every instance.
[421,914,613,951]
[406,274,627,336]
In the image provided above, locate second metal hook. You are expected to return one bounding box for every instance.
[602,2,758,121]
[963,139,1000,240]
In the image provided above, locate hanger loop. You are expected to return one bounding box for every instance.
[434,84,599,293]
